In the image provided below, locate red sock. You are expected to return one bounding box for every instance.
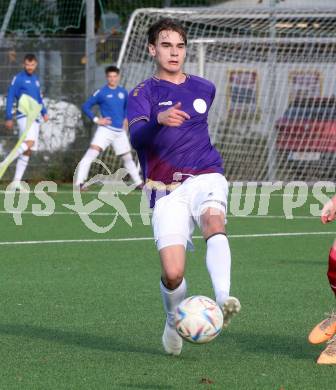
[327,247,336,296]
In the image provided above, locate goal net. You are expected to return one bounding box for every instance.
[0,0,84,35]
[100,5,336,182]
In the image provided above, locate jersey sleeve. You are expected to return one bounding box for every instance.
[5,75,19,120]
[40,99,47,116]
[128,84,163,149]
[127,84,151,127]
[82,89,100,121]
[36,79,47,116]
[123,89,128,120]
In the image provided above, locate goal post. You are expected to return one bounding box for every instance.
[100,6,336,182]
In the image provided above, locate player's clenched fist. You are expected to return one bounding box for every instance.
[321,195,336,224]
[157,102,190,127]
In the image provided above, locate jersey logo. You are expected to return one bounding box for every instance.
[107,94,113,98]
[193,98,207,114]
[133,83,146,96]
[158,100,173,106]
[118,92,125,99]
[25,80,31,84]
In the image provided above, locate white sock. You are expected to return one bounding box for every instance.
[3,142,28,165]
[160,278,187,327]
[206,234,231,307]
[122,152,142,186]
[13,155,30,182]
[75,148,100,186]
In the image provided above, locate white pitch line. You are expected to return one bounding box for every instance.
[0,231,334,246]
[0,210,321,219]
[0,190,326,197]
[226,215,318,219]
[0,210,150,216]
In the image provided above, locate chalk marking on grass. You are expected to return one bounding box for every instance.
[0,210,321,219]
[0,190,326,197]
[0,231,334,246]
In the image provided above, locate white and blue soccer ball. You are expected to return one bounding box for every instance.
[174,295,223,344]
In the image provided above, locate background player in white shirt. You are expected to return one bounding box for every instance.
[76,66,142,189]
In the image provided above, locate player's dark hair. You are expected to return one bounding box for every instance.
[105,65,120,75]
[24,53,37,62]
[147,18,187,46]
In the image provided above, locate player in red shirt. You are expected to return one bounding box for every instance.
[308,195,336,364]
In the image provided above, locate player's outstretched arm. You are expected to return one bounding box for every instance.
[321,195,336,224]
[129,103,190,149]
[129,116,162,149]
[157,102,190,127]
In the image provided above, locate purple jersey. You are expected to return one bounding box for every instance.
[127,74,223,188]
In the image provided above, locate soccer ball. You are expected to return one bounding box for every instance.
[174,295,223,344]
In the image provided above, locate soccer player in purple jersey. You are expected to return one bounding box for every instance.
[127,19,241,355]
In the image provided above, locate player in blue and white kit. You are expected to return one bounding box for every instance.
[3,53,48,189]
[75,66,142,188]
[127,19,241,355]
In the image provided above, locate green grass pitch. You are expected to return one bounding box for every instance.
[0,186,335,389]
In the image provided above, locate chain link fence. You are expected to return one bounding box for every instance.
[0,37,89,181]
[0,0,227,182]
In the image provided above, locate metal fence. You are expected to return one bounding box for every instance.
[0,35,123,181]
[0,0,229,182]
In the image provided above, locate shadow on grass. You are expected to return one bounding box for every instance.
[224,330,315,360]
[0,323,315,363]
[0,323,164,356]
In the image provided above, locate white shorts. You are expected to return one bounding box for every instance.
[91,126,131,155]
[152,173,228,251]
[17,116,40,151]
